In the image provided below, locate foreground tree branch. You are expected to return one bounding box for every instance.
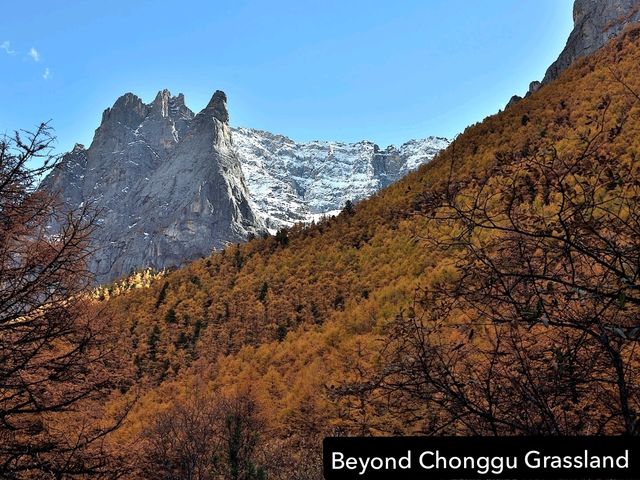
[0,124,127,478]
[337,79,640,437]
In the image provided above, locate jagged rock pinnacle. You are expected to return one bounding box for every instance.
[101,92,147,126]
[204,90,229,124]
[152,89,171,117]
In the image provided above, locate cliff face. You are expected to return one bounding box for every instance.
[543,0,640,83]
[506,0,640,108]
[42,90,264,284]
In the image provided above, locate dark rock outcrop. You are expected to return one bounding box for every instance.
[527,81,542,95]
[506,95,523,109]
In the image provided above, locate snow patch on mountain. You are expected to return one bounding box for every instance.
[231,127,449,230]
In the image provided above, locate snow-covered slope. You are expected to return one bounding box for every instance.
[231,127,449,230]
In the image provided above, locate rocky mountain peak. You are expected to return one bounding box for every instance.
[202,90,230,124]
[101,92,148,127]
[543,0,640,83]
[44,89,448,283]
[231,127,450,230]
[171,92,187,112]
[151,89,172,117]
[43,89,264,284]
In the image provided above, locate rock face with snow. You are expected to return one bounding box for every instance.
[43,90,448,284]
[42,90,263,284]
[543,0,640,83]
[232,128,449,230]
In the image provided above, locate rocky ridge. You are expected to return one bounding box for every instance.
[232,127,448,230]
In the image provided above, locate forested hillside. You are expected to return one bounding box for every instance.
[97,24,640,479]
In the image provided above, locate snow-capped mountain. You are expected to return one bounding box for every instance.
[42,90,263,284]
[232,127,449,230]
[42,90,448,283]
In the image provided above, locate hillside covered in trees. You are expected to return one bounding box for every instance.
[4,18,640,480]
[74,24,640,479]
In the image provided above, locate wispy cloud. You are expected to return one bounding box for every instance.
[2,42,50,80]
[1,41,16,55]
[28,47,40,62]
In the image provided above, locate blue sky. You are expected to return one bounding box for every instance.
[1,1,573,154]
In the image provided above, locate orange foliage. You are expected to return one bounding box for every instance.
[96,25,640,478]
